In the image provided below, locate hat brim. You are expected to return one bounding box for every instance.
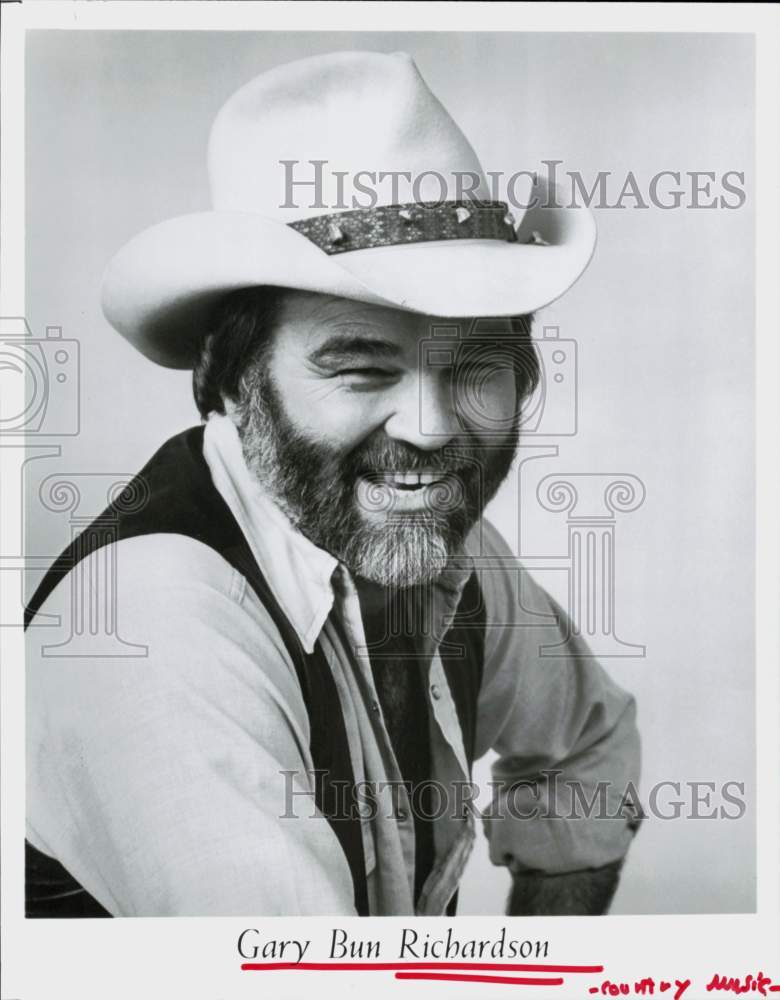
[101,187,596,369]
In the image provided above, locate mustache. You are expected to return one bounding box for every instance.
[345,438,485,477]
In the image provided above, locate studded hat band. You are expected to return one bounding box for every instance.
[287,200,520,256]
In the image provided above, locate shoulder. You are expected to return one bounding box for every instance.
[29,533,244,627]
[464,516,514,561]
[463,517,574,690]
[27,533,307,735]
[464,517,528,621]
[111,532,243,601]
[464,517,557,617]
[32,530,258,614]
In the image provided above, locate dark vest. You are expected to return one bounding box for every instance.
[24,426,485,917]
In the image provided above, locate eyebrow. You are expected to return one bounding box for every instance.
[308,335,402,365]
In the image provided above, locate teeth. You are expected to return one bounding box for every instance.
[373,471,447,488]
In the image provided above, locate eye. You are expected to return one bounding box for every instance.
[336,367,399,385]
[331,367,401,393]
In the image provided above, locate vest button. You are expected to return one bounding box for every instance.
[430,684,442,701]
[370,700,381,714]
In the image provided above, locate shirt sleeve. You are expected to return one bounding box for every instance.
[472,519,642,875]
[26,534,357,916]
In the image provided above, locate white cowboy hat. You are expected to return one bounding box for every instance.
[101,50,596,369]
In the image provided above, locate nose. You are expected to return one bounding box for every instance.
[382,370,461,451]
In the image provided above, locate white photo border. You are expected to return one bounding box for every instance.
[1,4,777,999]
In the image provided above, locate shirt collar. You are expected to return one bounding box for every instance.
[202,411,475,654]
[203,412,338,653]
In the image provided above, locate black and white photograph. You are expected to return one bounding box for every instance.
[1,4,777,999]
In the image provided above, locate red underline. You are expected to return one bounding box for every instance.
[396,973,564,986]
[240,962,603,973]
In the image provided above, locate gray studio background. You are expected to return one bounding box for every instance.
[24,31,755,914]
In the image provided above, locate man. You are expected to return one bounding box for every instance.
[25,50,640,917]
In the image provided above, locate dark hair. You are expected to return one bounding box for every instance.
[192,286,291,419]
[192,285,540,420]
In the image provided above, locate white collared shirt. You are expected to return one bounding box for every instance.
[26,413,640,916]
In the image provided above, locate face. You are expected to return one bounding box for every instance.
[233,291,524,588]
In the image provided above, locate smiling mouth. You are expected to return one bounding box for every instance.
[363,470,454,491]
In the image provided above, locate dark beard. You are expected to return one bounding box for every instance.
[235,365,520,588]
